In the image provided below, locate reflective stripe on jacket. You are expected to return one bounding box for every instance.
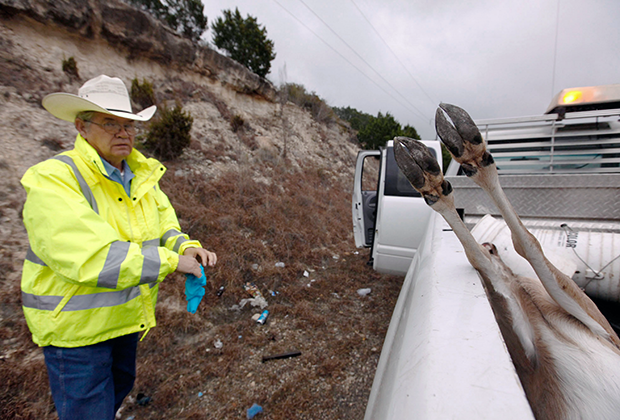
[21,134,201,347]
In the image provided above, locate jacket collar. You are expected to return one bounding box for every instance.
[73,134,166,196]
[74,134,163,173]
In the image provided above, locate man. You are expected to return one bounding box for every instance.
[20,75,216,419]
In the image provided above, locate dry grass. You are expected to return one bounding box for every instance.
[0,157,402,419]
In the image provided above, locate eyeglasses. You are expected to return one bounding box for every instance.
[86,120,139,136]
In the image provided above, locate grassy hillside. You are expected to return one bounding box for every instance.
[0,154,403,420]
[0,1,404,418]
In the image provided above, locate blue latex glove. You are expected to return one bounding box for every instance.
[185,265,206,314]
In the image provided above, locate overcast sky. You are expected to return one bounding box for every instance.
[202,0,620,139]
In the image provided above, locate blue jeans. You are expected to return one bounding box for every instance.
[43,333,139,420]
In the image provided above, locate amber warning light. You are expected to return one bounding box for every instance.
[562,90,583,104]
[545,83,620,114]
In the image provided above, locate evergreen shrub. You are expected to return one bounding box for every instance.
[144,103,193,161]
[62,57,79,79]
[131,78,156,109]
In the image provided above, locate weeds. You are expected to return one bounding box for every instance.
[61,56,79,79]
[0,157,402,420]
[230,114,244,132]
[281,83,335,124]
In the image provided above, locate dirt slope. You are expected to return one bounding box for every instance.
[0,1,403,419]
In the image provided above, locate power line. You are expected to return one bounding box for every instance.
[295,0,429,121]
[551,0,561,98]
[349,0,436,107]
[271,0,427,122]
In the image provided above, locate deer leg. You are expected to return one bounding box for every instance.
[435,104,619,345]
[394,137,495,275]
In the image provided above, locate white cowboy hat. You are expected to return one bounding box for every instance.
[42,75,157,122]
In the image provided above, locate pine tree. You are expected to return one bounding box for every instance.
[211,8,276,78]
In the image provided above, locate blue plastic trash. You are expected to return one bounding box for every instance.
[185,265,206,313]
[247,403,263,419]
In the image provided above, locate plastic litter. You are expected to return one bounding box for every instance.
[244,282,264,299]
[198,392,203,397]
[275,262,285,268]
[357,288,372,297]
[185,265,206,313]
[240,296,268,309]
[303,270,309,277]
[256,309,269,325]
[216,286,225,297]
[214,339,223,349]
[247,403,263,419]
[241,282,268,309]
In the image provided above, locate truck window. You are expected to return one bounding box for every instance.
[384,146,437,197]
[362,155,380,191]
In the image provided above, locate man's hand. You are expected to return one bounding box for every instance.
[183,247,217,267]
[176,254,203,277]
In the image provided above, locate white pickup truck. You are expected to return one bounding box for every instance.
[353,84,620,419]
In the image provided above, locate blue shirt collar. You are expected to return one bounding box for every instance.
[101,159,135,196]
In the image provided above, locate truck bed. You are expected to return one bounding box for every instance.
[449,174,620,302]
[364,213,535,420]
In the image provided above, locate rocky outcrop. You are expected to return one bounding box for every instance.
[0,0,360,293]
[0,0,277,101]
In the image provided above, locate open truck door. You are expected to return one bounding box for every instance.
[352,150,381,248]
[353,140,443,275]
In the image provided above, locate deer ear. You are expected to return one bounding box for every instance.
[482,242,498,255]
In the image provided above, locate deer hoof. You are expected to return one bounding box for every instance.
[435,103,494,176]
[394,137,451,206]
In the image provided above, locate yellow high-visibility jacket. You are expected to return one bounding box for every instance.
[21,134,200,347]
